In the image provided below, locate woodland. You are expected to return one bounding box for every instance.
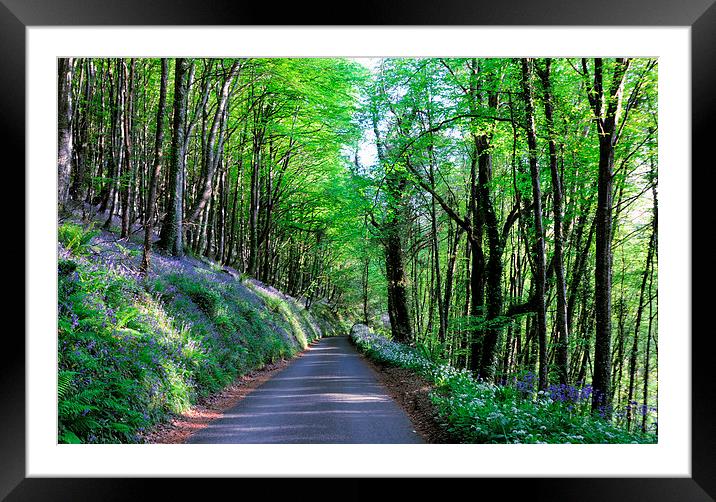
[57,57,658,443]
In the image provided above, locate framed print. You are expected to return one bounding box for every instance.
[6,0,714,499]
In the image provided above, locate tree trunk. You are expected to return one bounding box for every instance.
[58,57,74,210]
[141,59,168,275]
[476,133,504,382]
[247,103,264,276]
[628,166,657,430]
[641,261,656,434]
[537,59,569,385]
[586,57,631,417]
[186,60,241,224]
[443,225,463,343]
[104,60,124,230]
[385,215,413,343]
[159,58,191,256]
[70,58,92,202]
[521,58,549,391]
[120,58,135,238]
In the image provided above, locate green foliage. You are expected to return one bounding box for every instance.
[416,338,447,366]
[449,314,525,333]
[57,232,338,443]
[351,327,656,444]
[307,302,350,337]
[58,222,99,255]
[58,56,659,444]
[167,275,221,317]
[116,243,141,259]
[58,259,78,277]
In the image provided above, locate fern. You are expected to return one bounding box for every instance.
[58,222,99,255]
[58,371,76,400]
[110,422,132,434]
[115,306,140,328]
[59,430,83,444]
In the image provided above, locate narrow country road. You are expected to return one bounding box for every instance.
[185,335,423,444]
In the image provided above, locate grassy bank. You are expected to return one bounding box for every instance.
[57,221,346,444]
[350,325,657,444]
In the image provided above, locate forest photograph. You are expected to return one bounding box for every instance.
[56,56,658,446]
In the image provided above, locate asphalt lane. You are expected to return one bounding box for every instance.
[186,335,423,444]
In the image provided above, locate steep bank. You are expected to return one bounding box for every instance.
[57,218,347,444]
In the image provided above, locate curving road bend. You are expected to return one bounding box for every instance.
[185,335,423,444]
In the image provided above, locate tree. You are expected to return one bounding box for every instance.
[159,58,192,256]
[582,57,631,416]
[58,57,74,209]
[520,58,549,391]
[185,59,242,225]
[141,58,169,275]
[536,58,570,385]
[370,75,413,343]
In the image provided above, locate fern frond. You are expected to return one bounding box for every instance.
[58,371,76,400]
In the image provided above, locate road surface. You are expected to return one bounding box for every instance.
[186,335,423,444]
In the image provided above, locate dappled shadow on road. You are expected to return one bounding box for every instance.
[186,336,423,444]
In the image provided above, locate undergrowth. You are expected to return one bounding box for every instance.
[350,325,657,444]
[57,222,334,444]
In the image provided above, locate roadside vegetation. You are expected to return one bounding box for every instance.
[350,325,657,444]
[58,221,345,444]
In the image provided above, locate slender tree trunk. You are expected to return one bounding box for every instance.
[247,105,264,276]
[227,141,244,266]
[521,58,549,391]
[429,164,446,341]
[361,215,371,325]
[120,58,135,238]
[186,60,241,224]
[58,57,74,210]
[443,225,463,343]
[537,59,569,385]
[631,164,658,431]
[626,210,656,430]
[641,261,656,434]
[217,163,227,263]
[586,57,631,417]
[70,59,92,202]
[104,60,124,230]
[141,59,168,275]
[468,152,486,374]
[567,212,595,334]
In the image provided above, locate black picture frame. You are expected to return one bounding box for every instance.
[5,0,713,499]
